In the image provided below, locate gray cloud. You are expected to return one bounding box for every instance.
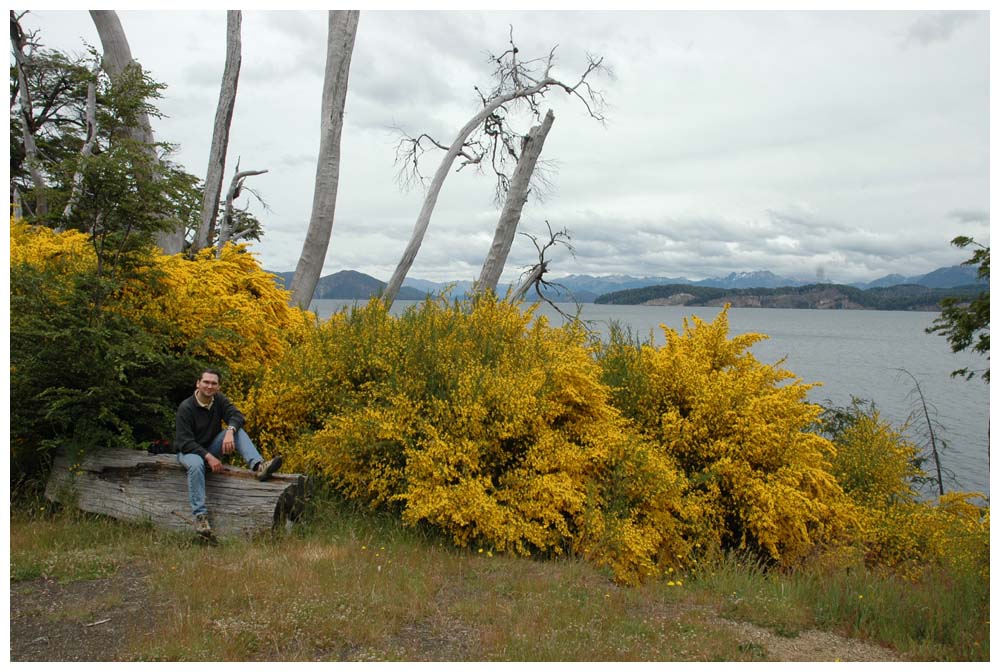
[948,209,990,225]
[903,11,979,47]
[22,10,990,286]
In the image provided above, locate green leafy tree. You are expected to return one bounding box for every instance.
[10,14,203,251]
[926,236,990,381]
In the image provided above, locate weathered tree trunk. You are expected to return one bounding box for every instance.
[510,261,547,303]
[289,10,359,310]
[45,446,309,537]
[477,109,555,295]
[10,11,48,218]
[90,10,185,255]
[193,10,242,255]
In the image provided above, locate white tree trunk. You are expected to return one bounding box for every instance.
[477,109,555,295]
[90,10,185,255]
[193,11,242,254]
[10,14,48,217]
[288,10,360,310]
[382,80,561,307]
[59,74,99,226]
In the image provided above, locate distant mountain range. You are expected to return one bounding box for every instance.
[270,270,427,301]
[269,265,985,304]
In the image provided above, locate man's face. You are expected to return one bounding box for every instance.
[196,373,221,398]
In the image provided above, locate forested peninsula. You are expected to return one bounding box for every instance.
[594,282,984,311]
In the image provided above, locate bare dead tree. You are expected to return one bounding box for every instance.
[382,32,608,307]
[10,10,48,217]
[288,10,360,309]
[90,10,184,254]
[192,10,242,256]
[216,165,268,257]
[477,108,555,295]
[509,221,581,320]
[894,368,947,497]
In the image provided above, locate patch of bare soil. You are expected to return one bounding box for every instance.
[706,616,902,662]
[9,564,168,662]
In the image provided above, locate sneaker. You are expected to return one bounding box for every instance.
[194,513,213,537]
[255,455,283,481]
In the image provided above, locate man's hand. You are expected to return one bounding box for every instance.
[205,453,224,473]
[222,428,235,455]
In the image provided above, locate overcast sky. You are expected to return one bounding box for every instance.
[20,8,991,284]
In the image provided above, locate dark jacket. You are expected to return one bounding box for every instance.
[174,392,245,458]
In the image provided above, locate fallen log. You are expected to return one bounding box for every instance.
[45,446,309,538]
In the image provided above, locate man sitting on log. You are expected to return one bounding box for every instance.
[175,368,282,537]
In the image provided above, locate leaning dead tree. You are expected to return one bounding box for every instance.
[192,10,243,256]
[9,11,48,218]
[289,10,360,310]
[477,108,555,295]
[382,33,608,307]
[90,10,184,255]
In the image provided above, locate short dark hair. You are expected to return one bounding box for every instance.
[198,368,223,384]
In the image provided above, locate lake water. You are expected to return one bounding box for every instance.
[311,299,991,497]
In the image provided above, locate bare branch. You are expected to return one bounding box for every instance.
[509,221,578,321]
[216,167,267,257]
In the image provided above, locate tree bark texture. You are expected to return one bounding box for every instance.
[477,109,555,294]
[90,10,185,255]
[45,446,310,538]
[289,10,360,310]
[193,10,242,254]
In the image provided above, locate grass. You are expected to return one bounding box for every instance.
[9,491,989,662]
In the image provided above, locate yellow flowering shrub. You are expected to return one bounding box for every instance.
[599,309,860,567]
[245,296,693,583]
[10,222,310,387]
[861,493,989,582]
[116,245,314,389]
[10,220,93,272]
[816,399,989,580]
[819,400,923,507]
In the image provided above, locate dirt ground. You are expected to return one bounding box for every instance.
[9,563,902,662]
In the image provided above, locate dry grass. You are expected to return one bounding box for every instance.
[8,494,984,662]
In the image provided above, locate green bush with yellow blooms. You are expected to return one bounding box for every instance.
[10,221,988,589]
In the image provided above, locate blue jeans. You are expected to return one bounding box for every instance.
[177,428,263,517]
